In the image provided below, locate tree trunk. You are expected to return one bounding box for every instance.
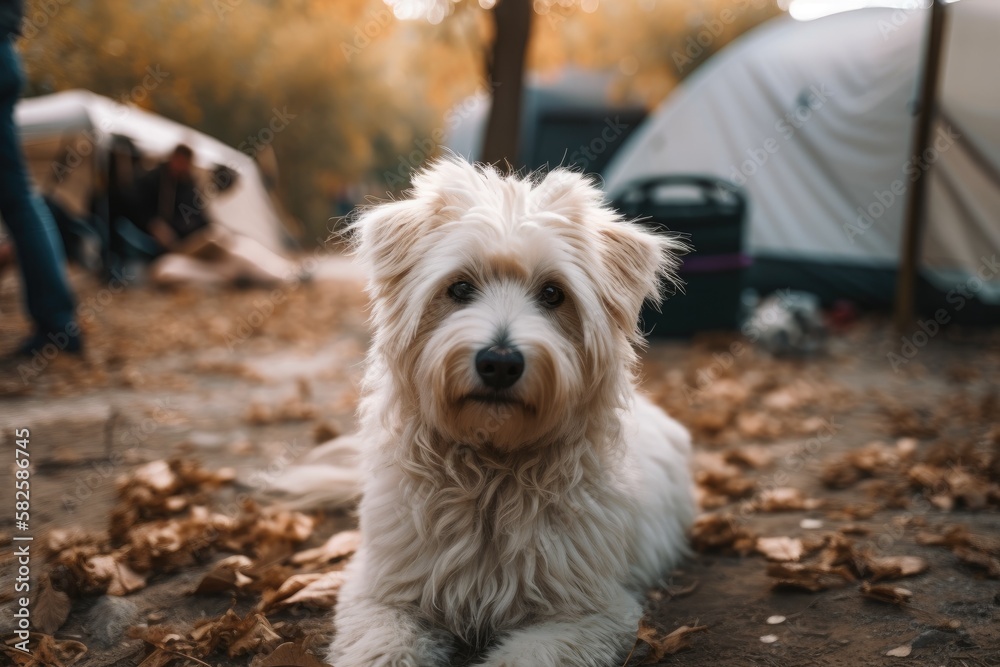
[480,0,532,170]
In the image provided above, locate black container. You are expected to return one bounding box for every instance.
[612,175,749,337]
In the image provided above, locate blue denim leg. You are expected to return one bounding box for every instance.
[0,37,77,336]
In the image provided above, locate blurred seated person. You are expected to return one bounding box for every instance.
[133,144,208,249]
[129,144,297,287]
[104,134,159,273]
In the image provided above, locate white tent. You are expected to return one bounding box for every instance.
[14,90,288,254]
[604,2,1000,312]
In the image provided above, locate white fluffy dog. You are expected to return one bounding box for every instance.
[325,158,695,667]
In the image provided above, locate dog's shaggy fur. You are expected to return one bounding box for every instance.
[324,158,696,666]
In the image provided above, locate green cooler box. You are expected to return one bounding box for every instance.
[612,175,749,337]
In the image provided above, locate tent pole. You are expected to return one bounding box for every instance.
[894,0,949,332]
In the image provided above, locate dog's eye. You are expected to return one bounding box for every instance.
[447,281,477,303]
[539,284,565,309]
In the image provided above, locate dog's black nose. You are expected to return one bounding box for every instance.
[475,346,524,390]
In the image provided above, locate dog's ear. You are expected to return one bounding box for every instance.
[533,169,605,222]
[352,158,483,288]
[350,199,439,362]
[597,219,684,341]
[349,199,426,290]
[534,169,685,341]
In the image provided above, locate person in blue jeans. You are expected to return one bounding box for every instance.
[1,3,82,357]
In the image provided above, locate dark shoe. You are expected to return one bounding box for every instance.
[14,330,83,358]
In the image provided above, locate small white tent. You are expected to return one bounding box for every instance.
[604,2,1000,315]
[14,90,288,254]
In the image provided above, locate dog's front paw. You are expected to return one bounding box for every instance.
[328,617,453,667]
[477,656,532,667]
[478,639,625,667]
[476,643,561,667]
[328,645,427,667]
[477,651,558,667]
[476,597,638,667]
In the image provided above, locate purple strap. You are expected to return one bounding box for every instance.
[680,253,752,274]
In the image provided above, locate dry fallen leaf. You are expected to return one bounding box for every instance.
[291,530,361,567]
[690,513,757,556]
[821,440,910,489]
[768,562,853,593]
[636,621,708,662]
[826,503,881,521]
[182,609,285,659]
[258,572,325,612]
[953,547,1000,578]
[756,487,822,512]
[195,555,255,595]
[86,554,147,596]
[736,411,782,440]
[915,525,971,549]
[253,641,329,667]
[227,614,284,658]
[33,575,71,635]
[109,563,147,597]
[276,570,347,609]
[46,529,93,553]
[695,467,756,506]
[915,525,1000,577]
[838,523,871,535]
[816,534,863,574]
[130,460,180,494]
[895,437,918,457]
[724,445,773,469]
[886,644,912,657]
[860,581,912,605]
[865,555,929,582]
[251,508,317,546]
[757,537,804,562]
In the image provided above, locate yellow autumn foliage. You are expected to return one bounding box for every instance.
[18,0,776,241]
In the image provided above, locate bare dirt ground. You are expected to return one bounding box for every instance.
[0,263,998,667]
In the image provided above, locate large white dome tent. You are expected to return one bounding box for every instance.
[604,1,1000,322]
